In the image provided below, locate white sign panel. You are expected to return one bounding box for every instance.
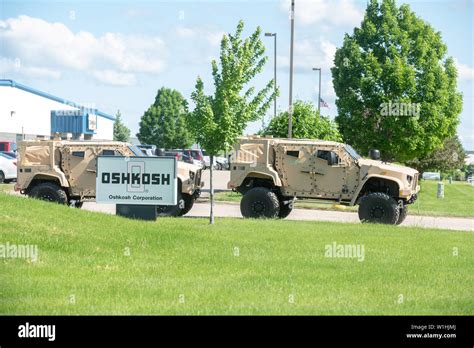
[96,156,177,205]
[88,114,97,130]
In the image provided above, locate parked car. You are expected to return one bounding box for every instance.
[202,150,229,170]
[0,151,17,159]
[422,172,441,180]
[0,141,17,152]
[0,152,17,183]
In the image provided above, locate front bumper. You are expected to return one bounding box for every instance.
[406,193,418,204]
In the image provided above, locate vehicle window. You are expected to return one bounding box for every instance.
[23,146,50,165]
[344,145,361,160]
[101,150,119,156]
[72,151,85,158]
[286,150,299,158]
[128,145,145,156]
[316,150,340,165]
[0,144,4,151]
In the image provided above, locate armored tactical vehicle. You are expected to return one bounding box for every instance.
[15,139,203,216]
[228,136,420,224]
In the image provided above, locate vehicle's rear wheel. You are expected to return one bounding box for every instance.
[278,199,294,219]
[396,205,408,225]
[157,192,186,217]
[358,192,399,224]
[0,171,5,184]
[29,182,68,204]
[240,187,280,219]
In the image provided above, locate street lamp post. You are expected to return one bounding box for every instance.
[312,67,321,114]
[288,0,295,138]
[265,32,277,119]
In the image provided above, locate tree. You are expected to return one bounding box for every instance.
[262,100,342,141]
[405,136,466,174]
[137,87,193,149]
[331,0,462,161]
[113,110,130,142]
[189,20,277,224]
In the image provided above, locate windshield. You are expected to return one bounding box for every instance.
[344,145,361,160]
[128,145,145,156]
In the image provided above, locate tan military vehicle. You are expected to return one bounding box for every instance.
[15,139,203,216]
[228,136,420,224]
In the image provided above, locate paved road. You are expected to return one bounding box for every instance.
[83,201,474,232]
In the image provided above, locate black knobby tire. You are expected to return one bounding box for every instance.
[72,201,84,209]
[29,182,68,204]
[278,199,294,219]
[0,171,5,184]
[178,193,195,216]
[240,187,280,219]
[358,192,400,224]
[396,205,408,225]
[157,192,185,217]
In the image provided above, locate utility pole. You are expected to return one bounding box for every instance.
[265,32,277,119]
[312,67,321,114]
[288,0,295,138]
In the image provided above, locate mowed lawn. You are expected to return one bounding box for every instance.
[215,180,474,218]
[0,193,473,315]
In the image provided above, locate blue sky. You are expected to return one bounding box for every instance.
[1,0,473,149]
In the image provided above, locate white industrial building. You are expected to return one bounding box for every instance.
[0,79,115,143]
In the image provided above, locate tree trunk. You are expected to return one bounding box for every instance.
[210,155,215,225]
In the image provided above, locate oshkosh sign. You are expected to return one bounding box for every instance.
[96,156,177,205]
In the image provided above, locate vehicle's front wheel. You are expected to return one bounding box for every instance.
[278,199,294,219]
[358,192,400,224]
[0,171,5,184]
[29,182,68,204]
[178,193,195,216]
[157,192,195,217]
[240,187,280,218]
[396,205,408,225]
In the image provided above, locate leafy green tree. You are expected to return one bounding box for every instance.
[137,87,193,149]
[113,110,130,142]
[262,100,342,141]
[405,136,466,174]
[189,20,277,224]
[331,0,462,161]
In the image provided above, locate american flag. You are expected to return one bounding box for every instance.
[320,97,329,108]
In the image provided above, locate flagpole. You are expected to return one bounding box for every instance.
[312,67,321,116]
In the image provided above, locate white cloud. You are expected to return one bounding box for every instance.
[0,15,167,86]
[278,38,337,72]
[175,26,224,46]
[0,57,61,79]
[91,70,137,86]
[454,59,474,81]
[280,0,364,27]
[175,26,196,38]
[206,31,225,46]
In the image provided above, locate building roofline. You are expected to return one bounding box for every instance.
[0,79,115,121]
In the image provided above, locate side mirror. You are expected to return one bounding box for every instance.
[369,149,380,160]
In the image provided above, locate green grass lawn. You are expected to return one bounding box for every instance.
[214,180,474,217]
[1,193,473,315]
[0,184,13,193]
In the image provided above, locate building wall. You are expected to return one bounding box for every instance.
[0,85,113,140]
[96,116,114,140]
